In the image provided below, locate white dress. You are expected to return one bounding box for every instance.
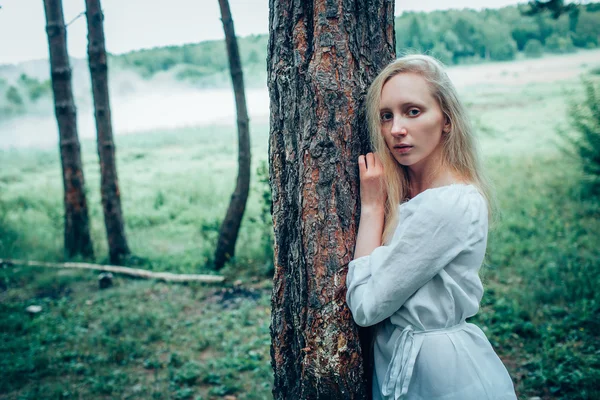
[346,184,517,400]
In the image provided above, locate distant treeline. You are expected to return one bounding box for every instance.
[113,34,268,84]
[396,2,600,64]
[0,74,52,118]
[2,3,600,118]
[114,3,600,80]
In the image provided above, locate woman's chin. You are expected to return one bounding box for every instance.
[393,155,416,167]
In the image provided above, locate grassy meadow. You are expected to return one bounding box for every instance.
[1,51,600,399]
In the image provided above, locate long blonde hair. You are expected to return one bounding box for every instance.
[365,54,496,243]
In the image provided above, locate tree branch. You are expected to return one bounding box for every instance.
[0,258,225,283]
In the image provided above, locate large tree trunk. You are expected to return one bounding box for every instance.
[214,0,252,270]
[85,0,130,264]
[43,0,94,259]
[268,1,395,399]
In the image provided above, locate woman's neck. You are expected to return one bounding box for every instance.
[407,150,464,198]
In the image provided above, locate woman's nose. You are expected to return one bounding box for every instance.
[391,118,407,137]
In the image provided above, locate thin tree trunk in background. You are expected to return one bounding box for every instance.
[214,0,251,270]
[85,0,130,264]
[43,0,94,259]
[268,0,395,398]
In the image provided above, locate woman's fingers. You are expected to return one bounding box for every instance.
[358,152,387,209]
[358,155,366,176]
[366,152,374,170]
[359,152,384,176]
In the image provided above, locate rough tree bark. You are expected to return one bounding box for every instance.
[85,0,130,264]
[43,0,94,259]
[214,0,252,270]
[268,1,395,398]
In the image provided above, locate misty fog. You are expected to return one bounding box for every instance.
[0,59,269,150]
[2,49,597,150]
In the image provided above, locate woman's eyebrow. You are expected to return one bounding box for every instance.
[380,101,426,110]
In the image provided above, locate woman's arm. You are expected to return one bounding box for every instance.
[346,189,478,327]
[354,152,386,258]
[354,207,384,258]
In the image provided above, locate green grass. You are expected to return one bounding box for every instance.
[0,266,273,399]
[1,61,600,399]
[474,154,600,399]
[0,123,274,278]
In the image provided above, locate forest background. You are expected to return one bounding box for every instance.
[1,2,599,400]
[3,3,600,119]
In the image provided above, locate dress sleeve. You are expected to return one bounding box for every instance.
[345,188,479,327]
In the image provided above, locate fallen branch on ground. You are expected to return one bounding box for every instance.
[0,258,225,283]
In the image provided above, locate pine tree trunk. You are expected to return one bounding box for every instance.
[85,0,130,264]
[268,1,395,398]
[43,0,94,259]
[214,0,252,270]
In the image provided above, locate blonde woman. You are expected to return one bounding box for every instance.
[346,55,517,400]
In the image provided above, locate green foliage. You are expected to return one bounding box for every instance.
[572,9,600,48]
[394,5,599,65]
[524,38,545,57]
[512,22,542,50]
[430,42,453,65]
[247,49,260,64]
[104,4,600,77]
[408,16,423,51]
[489,39,518,61]
[115,34,267,84]
[5,85,23,106]
[480,20,518,61]
[175,66,214,81]
[545,33,577,53]
[153,190,166,209]
[522,0,578,19]
[0,74,51,118]
[0,199,20,256]
[564,79,600,195]
[472,153,600,399]
[18,73,52,102]
[255,160,274,276]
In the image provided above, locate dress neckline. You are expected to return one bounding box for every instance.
[401,183,476,206]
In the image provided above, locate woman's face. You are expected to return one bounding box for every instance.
[379,72,450,171]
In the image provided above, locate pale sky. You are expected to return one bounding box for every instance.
[0,0,525,65]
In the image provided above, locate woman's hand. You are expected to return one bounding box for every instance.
[354,152,386,258]
[358,152,387,214]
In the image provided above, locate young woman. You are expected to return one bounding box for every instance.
[346,55,517,400]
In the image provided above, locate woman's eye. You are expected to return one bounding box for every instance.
[380,113,393,122]
[408,108,420,117]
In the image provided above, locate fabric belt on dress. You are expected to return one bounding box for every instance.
[381,321,469,399]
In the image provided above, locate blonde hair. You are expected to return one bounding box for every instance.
[365,54,496,243]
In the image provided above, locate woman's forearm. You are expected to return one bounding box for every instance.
[353,206,385,259]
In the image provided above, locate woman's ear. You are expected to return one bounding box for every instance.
[443,115,451,133]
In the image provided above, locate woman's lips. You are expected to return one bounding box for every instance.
[394,145,413,154]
